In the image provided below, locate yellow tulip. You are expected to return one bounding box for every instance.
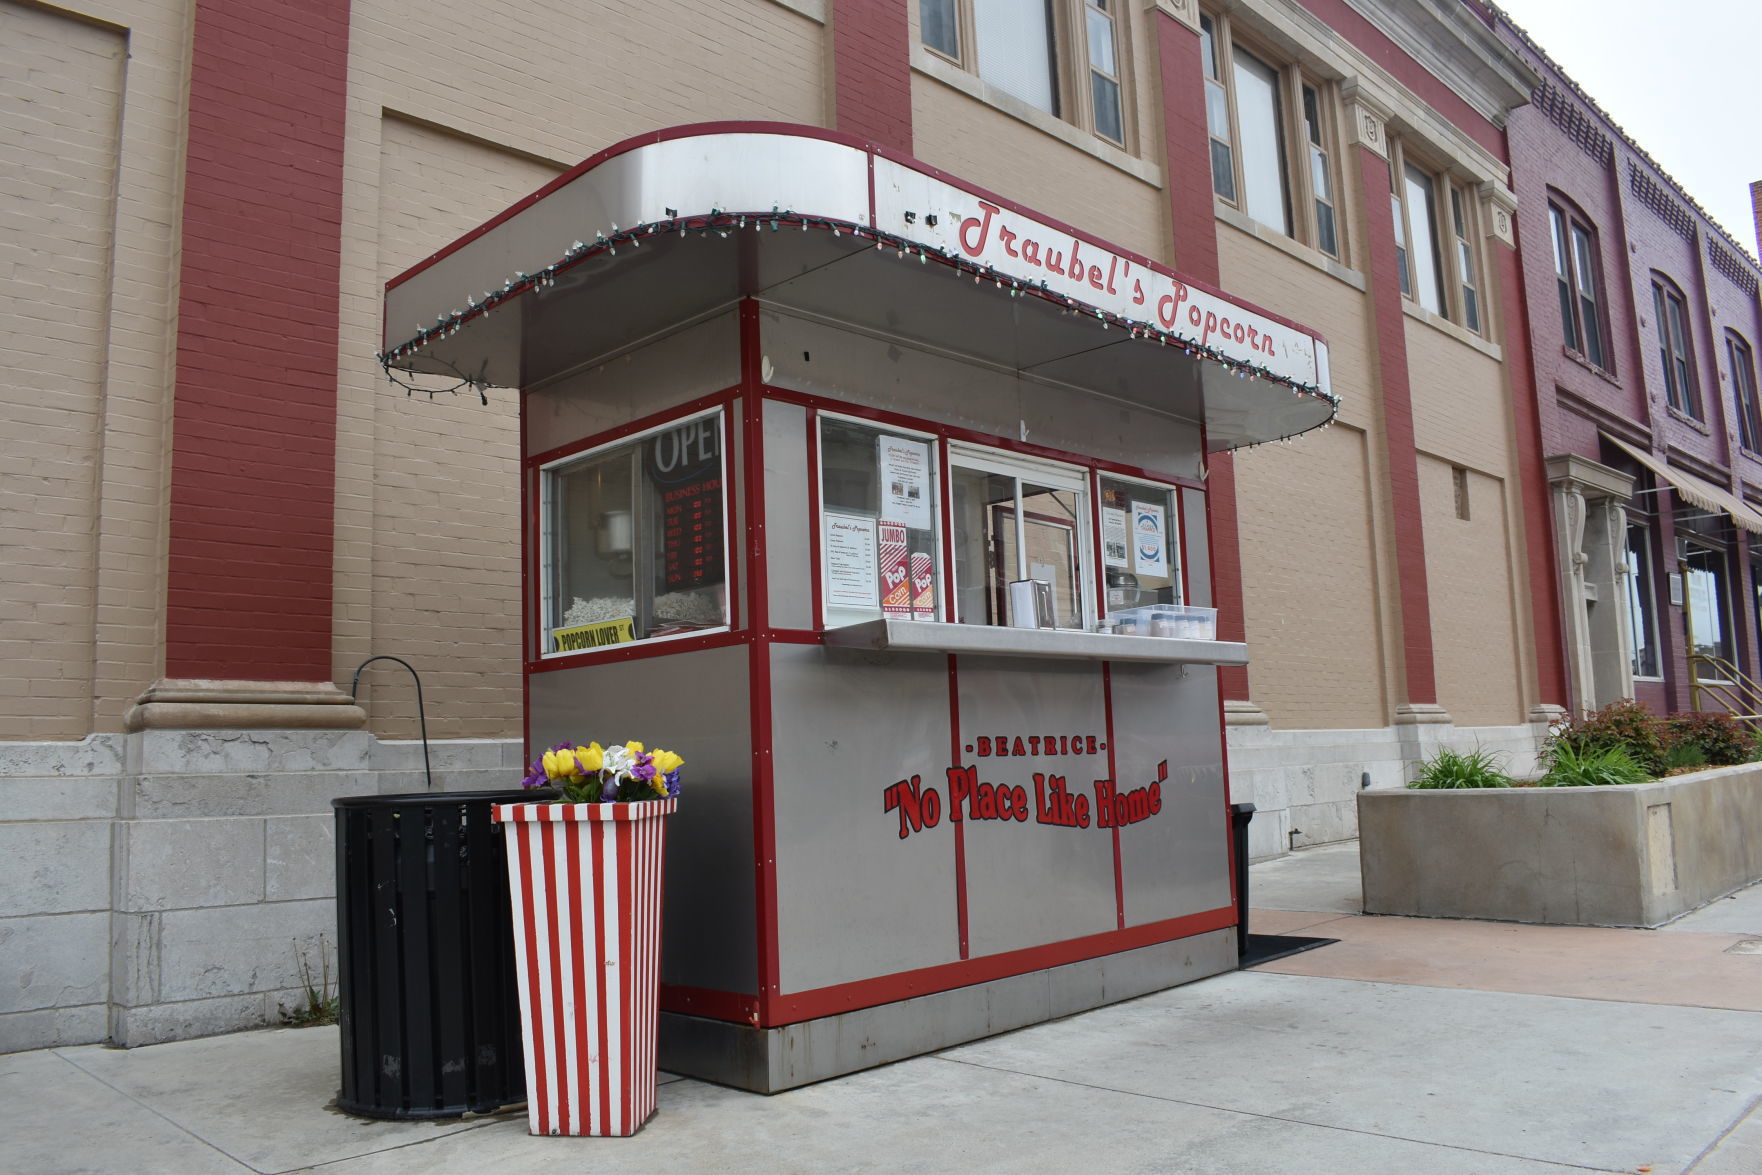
[577,742,604,772]
[650,777,668,796]
[542,749,583,781]
[651,749,684,776]
[624,740,644,756]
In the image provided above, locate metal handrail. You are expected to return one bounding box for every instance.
[350,656,433,790]
[1687,653,1762,723]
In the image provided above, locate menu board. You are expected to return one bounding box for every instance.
[825,513,880,609]
[648,418,724,592]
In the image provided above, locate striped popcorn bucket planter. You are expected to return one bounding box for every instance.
[491,798,675,1137]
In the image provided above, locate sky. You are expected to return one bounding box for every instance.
[1491,0,1762,260]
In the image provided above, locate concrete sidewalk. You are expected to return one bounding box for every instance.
[7,842,1762,1174]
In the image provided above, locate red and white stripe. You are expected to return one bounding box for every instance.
[493,798,675,1137]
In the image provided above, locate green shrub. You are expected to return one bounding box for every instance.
[1545,699,1667,777]
[1407,747,1510,789]
[1664,711,1756,767]
[1539,741,1650,787]
[1662,741,1709,773]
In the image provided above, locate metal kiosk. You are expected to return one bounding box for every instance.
[381,124,1336,1093]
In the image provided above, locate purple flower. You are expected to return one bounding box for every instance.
[664,769,682,797]
[631,752,657,782]
[521,762,547,789]
[602,779,621,802]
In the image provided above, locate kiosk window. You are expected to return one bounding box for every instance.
[1099,477,1179,615]
[541,412,727,654]
[950,447,1090,630]
[818,417,941,626]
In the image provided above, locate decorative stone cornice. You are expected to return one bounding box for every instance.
[124,679,367,732]
[1339,82,1391,160]
[1545,453,1636,502]
[1481,182,1519,248]
[1147,0,1201,35]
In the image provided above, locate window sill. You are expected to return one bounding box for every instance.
[1665,405,1711,436]
[764,0,824,20]
[1213,202,1365,292]
[823,617,1249,666]
[1400,300,1502,361]
[911,47,1162,188]
[1561,346,1618,385]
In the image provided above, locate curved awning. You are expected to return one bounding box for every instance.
[1604,434,1762,534]
[381,124,1337,452]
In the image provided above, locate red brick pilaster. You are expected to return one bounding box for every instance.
[1154,10,1246,698]
[1354,145,1438,707]
[1495,239,1570,711]
[164,0,351,683]
[832,0,913,152]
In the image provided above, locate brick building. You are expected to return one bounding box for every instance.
[2,0,1696,1053]
[1491,12,1762,720]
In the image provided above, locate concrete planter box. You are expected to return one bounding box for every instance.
[1358,763,1762,927]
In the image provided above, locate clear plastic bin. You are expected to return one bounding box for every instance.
[1113,604,1217,639]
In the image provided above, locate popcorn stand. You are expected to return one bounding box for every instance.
[381,124,1335,1092]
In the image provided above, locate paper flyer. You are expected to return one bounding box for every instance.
[1102,507,1129,568]
[1131,500,1168,576]
[879,435,934,530]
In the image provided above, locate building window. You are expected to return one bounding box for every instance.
[1198,11,1341,257]
[1683,540,1732,679]
[1391,144,1484,333]
[1730,332,1761,453]
[819,416,943,627]
[541,411,728,656]
[1452,466,1471,520]
[1624,522,1661,679]
[921,0,1129,147]
[1549,202,1606,369]
[1652,275,1700,418]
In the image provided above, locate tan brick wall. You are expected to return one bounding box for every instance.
[2,5,124,738]
[1419,455,1525,726]
[336,1,830,738]
[1233,424,1389,729]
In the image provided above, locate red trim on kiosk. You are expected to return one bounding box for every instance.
[659,984,761,1023]
[948,654,971,959]
[1102,663,1125,930]
[771,906,1235,1025]
[741,301,783,1020]
[806,410,825,627]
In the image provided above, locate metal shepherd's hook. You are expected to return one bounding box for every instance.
[350,656,433,791]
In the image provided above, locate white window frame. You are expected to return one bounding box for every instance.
[919,0,1133,148]
[1199,9,1343,259]
[1390,141,1486,335]
[948,441,1095,631]
[815,411,945,629]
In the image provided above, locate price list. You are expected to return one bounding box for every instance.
[662,476,724,591]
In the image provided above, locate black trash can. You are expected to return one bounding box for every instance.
[1230,802,1256,961]
[332,788,550,1120]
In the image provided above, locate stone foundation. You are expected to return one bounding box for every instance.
[0,731,523,1053]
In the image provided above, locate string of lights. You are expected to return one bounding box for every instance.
[377,208,1341,429]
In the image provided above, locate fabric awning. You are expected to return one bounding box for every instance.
[1603,433,1762,534]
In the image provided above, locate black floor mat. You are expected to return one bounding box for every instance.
[1238,933,1338,968]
